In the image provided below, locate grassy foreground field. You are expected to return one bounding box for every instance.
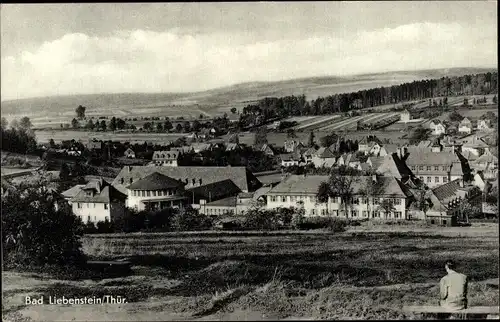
[2,223,498,321]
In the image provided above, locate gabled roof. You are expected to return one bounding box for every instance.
[473,150,498,164]
[381,144,400,154]
[376,154,413,179]
[267,175,411,197]
[462,136,489,148]
[431,179,461,204]
[461,150,479,161]
[127,172,185,190]
[279,153,299,162]
[153,150,179,160]
[71,179,126,203]
[61,184,86,199]
[406,151,460,165]
[112,166,261,195]
[358,137,368,145]
[315,147,335,158]
[460,117,472,125]
[303,147,318,156]
[206,196,237,207]
[189,179,241,203]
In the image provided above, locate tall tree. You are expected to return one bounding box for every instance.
[100,120,106,131]
[316,181,333,216]
[308,131,315,147]
[328,174,357,218]
[378,199,395,220]
[75,105,86,120]
[71,118,79,129]
[254,127,268,146]
[109,117,117,131]
[19,117,32,130]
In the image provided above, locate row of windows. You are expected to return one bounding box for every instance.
[206,208,234,215]
[154,154,177,159]
[411,165,448,171]
[121,177,203,186]
[77,203,108,209]
[155,160,176,164]
[131,189,177,197]
[270,195,402,205]
[419,176,448,183]
[311,209,403,218]
[78,214,109,222]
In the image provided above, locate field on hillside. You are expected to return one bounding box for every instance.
[34,130,188,144]
[3,223,498,321]
[3,68,495,127]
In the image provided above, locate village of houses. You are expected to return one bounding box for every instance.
[2,108,498,229]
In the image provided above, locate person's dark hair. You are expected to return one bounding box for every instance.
[445,260,456,270]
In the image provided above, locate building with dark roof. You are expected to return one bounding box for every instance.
[126,172,187,211]
[265,175,413,219]
[405,150,468,188]
[152,150,180,167]
[68,178,127,223]
[423,179,482,226]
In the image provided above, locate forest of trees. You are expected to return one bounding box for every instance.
[1,117,38,154]
[239,72,498,127]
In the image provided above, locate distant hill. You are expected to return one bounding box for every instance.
[1,67,496,121]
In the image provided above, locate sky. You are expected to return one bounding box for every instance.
[1,2,497,101]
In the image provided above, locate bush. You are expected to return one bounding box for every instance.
[171,207,212,231]
[2,179,86,268]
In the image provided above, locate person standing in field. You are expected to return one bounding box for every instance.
[439,260,468,311]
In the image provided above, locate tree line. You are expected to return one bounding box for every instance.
[1,117,37,154]
[238,72,498,127]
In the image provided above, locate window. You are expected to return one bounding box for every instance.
[192,178,196,185]
[104,204,108,209]
[419,176,423,181]
[427,177,431,182]
[152,191,156,197]
[130,178,133,184]
[411,166,416,170]
[435,177,439,183]
[93,203,96,208]
[443,177,448,183]
[353,198,359,205]
[291,196,296,202]
[419,166,424,170]
[77,203,82,208]
[321,209,326,216]
[120,178,124,184]
[351,210,358,217]
[427,166,431,171]
[442,166,447,171]
[86,203,89,208]
[362,211,367,217]
[199,179,202,185]
[87,216,91,222]
[434,166,439,171]
[281,196,286,202]
[442,220,447,225]
[311,209,316,215]
[362,198,368,204]
[394,198,401,205]
[271,196,277,202]
[374,198,380,205]
[431,219,435,224]
[395,212,401,219]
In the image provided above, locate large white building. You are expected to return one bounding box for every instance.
[126,172,187,211]
[265,175,412,220]
[65,178,127,223]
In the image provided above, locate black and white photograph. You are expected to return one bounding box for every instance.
[1,2,498,320]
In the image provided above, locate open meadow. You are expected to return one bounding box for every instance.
[3,223,498,321]
[34,130,188,144]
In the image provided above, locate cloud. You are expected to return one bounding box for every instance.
[1,22,497,100]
